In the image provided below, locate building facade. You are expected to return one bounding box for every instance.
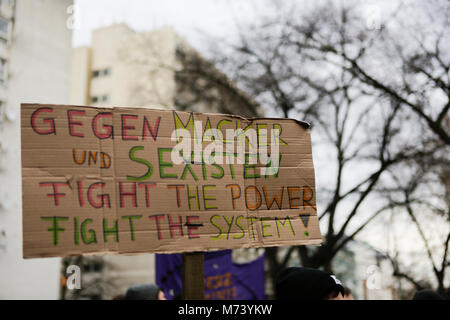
[0,0,73,299]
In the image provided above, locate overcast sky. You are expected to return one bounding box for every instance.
[72,0,263,49]
[72,0,402,51]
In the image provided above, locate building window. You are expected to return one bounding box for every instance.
[0,101,3,128]
[0,230,6,253]
[0,0,13,7]
[83,262,103,273]
[92,68,111,78]
[0,58,7,85]
[0,17,9,42]
[91,95,109,104]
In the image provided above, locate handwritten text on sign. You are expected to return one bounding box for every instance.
[21,104,322,258]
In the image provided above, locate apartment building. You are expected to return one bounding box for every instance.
[0,0,73,299]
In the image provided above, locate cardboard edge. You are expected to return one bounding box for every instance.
[20,103,311,129]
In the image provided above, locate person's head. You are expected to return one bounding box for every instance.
[125,283,167,300]
[275,267,345,300]
[343,287,354,300]
[412,289,444,300]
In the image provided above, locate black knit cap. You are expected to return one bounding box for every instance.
[412,289,444,300]
[275,267,345,300]
[125,283,161,300]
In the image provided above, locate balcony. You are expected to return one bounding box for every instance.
[0,0,14,20]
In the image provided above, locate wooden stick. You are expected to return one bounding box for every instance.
[182,252,204,299]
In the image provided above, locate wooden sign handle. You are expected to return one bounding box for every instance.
[182,252,204,299]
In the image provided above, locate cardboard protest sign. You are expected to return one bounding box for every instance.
[21,103,322,258]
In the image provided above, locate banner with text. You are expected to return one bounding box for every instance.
[156,250,265,300]
[21,104,321,258]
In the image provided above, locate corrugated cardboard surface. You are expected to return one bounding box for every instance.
[21,104,322,258]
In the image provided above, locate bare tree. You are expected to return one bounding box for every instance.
[206,0,450,295]
[379,134,450,298]
[175,41,262,117]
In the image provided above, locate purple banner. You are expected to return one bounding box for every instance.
[156,250,265,300]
